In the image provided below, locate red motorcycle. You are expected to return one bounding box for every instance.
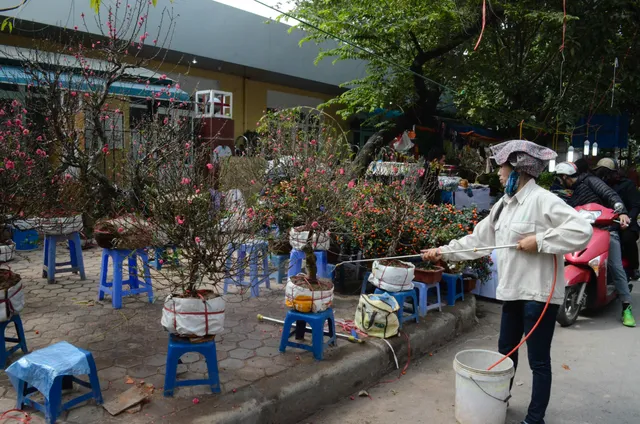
[557,203,634,327]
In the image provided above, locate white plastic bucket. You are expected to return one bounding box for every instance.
[453,349,515,424]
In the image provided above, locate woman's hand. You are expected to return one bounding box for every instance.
[516,235,538,253]
[421,248,442,262]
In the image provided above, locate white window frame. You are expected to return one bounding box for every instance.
[194,89,232,119]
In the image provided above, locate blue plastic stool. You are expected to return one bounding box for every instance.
[269,253,289,285]
[98,249,154,309]
[164,334,220,397]
[150,246,179,270]
[288,249,328,279]
[9,342,103,424]
[223,241,270,296]
[0,314,28,369]
[279,308,336,361]
[374,288,419,328]
[412,281,442,317]
[42,232,86,284]
[442,273,465,306]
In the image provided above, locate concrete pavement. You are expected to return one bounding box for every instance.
[304,293,640,424]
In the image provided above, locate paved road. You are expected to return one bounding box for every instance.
[303,292,640,424]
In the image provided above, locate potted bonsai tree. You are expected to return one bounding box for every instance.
[121,99,260,337]
[254,107,352,312]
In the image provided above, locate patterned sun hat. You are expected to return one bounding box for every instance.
[490,140,557,177]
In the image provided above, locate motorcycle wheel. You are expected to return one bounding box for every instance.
[557,283,585,327]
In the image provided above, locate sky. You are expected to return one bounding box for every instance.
[212,0,297,25]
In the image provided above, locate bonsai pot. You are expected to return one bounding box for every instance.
[414,266,445,284]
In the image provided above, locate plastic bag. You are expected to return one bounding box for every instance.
[6,342,91,396]
[0,281,24,322]
[285,278,334,313]
[393,131,414,153]
[355,293,400,339]
[369,260,415,292]
[289,228,330,251]
[161,295,225,337]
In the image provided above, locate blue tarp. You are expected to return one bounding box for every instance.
[571,114,629,149]
[0,65,190,102]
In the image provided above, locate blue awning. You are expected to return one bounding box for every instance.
[0,65,190,102]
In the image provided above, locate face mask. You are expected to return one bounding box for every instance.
[505,170,520,197]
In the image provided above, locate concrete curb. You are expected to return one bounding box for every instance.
[188,296,478,424]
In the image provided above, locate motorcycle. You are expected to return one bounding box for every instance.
[557,203,634,327]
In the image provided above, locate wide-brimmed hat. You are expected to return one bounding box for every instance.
[490,140,557,178]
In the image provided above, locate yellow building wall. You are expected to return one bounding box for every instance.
[0,33,347,141]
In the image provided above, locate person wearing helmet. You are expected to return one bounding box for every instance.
[556,160,636,327]
[422,140,592,424]
[593,158,640,279]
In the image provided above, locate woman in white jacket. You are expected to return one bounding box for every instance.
[422,140,593,424]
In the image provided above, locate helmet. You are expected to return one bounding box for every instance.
[555,162,578,176]
[593,157,618,172]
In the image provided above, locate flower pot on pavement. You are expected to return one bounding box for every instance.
[0,268,24,322]
[37,215,83,236]
[463,279,477,293]
[0,240,16,263]
[285,275,334,313]
[368,259,415,292]
[161,291,225,337]
[289,227,330,251]
[414,266,444,284]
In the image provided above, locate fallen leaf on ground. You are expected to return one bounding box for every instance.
[125,377,135,384]
[562,364,571,371]
[391,389,398,396]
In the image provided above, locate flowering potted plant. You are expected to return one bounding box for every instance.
[254,107,351,312]
[120,99,261,338]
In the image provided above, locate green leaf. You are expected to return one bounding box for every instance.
[90,0,100,13]
[1,18,12,33]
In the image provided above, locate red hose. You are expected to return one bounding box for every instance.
[486,255,558,371]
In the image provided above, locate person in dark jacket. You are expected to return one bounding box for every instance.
[594,158,640,278]
[555,161,635,327]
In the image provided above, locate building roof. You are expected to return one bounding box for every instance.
[0,0,367,94]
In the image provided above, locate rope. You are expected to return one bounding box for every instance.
[473,0,487,51]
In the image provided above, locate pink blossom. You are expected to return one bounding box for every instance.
[206,163,213,170]
[247,207,256,219]
[175,216,185,225]
[311,221,319,229]
[185,143,190,148]
[339,168,345,175]
[70,91,77,97]
[301,187,305,194]
[22,129,29,135]
[117,227,124,233]
[101,145,109,154]
[35,149,47,157]
[159,74,167,80]
[348,180,356,189]
[418,168,425,177]
[84,93,90,98]
[5,160,15,170]
[250,179,255,185]
[195,237,202,244]
[181,177,191,185]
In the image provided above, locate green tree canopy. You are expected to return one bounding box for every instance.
[288,0,640,168]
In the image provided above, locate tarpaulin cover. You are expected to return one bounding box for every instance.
[6,342,90,396]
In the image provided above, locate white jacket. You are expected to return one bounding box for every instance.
[440,180,593,305]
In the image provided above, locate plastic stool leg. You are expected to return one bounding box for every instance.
[112,255,124,309]
[279,314,295,353]
[42,236,49,278]
[327,314,337,347]
[45,376,63,424]
[13,316,28,354]
[311,320,324,360]
[86,354,104,404]
[262,245,270,289]
[0,322,7,368]
[128,253,139,290]
[237,245,247,283]
[72,233,86,280]
[69,237,78,270]
[164,340,179,397]
[249,247,259,297]
[15,379,26,411]
[98,250,108,301]
[141,253,154,303]
[436,284,442,312]
[203,346,221,393]
[46,236,57,284]
[223,244,233,294]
